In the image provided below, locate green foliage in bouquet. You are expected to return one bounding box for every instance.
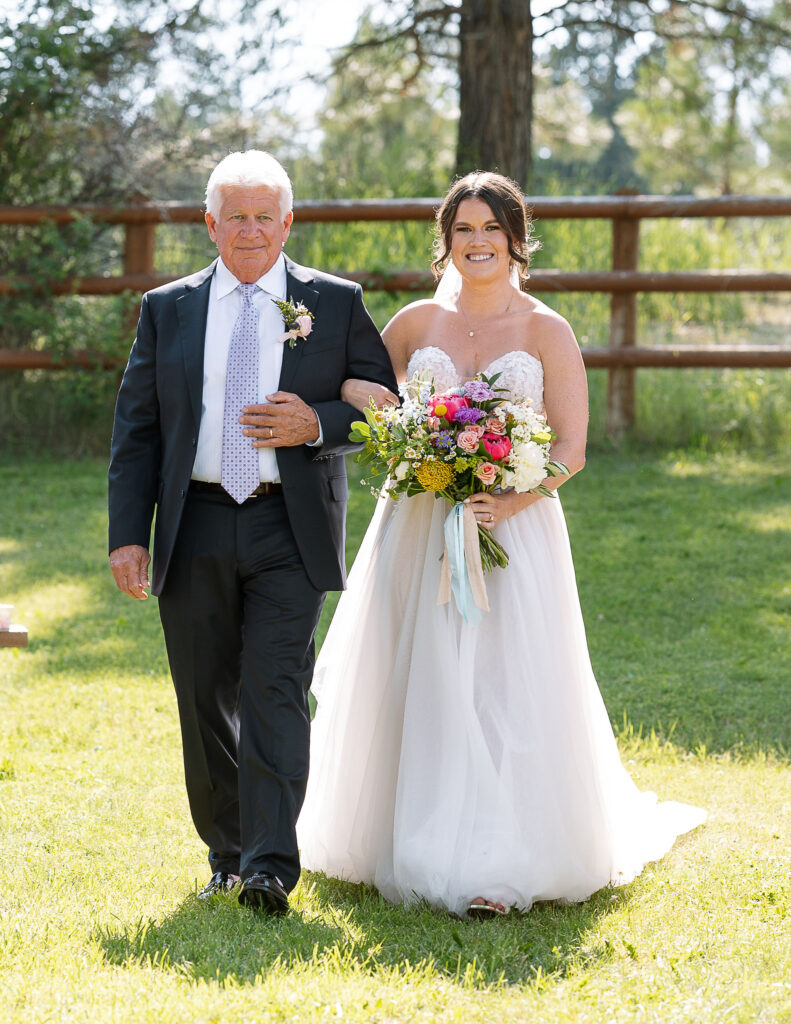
[350,373,568,572]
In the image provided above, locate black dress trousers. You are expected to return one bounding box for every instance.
[158,486,325,890]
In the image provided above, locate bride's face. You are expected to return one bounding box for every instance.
[450,198,511,283]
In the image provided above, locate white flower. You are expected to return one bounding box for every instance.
[393,461,410,481]
[401,374,432,409]
[506,402,544,431]
[399,391,428,425]
[510,440,548,493]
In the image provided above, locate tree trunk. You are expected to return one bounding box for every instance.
[456,0,534,187]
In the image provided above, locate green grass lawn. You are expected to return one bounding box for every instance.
[1,451,789,1023]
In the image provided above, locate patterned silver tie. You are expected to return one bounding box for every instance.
[221,282,260,503]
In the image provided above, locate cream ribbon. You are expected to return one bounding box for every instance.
[437,502,490,621]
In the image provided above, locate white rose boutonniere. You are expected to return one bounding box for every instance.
[273,297,315,348]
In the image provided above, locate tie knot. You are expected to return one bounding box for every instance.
[238,283,257,304]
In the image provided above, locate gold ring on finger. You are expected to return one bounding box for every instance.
[269,427,273,438]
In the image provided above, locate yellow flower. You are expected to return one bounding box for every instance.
[415,459,456,492]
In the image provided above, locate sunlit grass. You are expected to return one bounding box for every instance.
[0,454,789,1022]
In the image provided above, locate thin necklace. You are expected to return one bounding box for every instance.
[458,293,514,338]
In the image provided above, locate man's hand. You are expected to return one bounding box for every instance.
[110,545,150,600]
[240,392,320,448]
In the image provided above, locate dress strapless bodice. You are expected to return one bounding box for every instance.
[406,346,545,412]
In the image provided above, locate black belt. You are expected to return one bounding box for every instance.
[189,480,283,498]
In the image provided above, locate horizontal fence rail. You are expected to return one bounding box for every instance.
[2,345,787,374]
[3,269,791,297]
[3,194,791,225]
[1,194,789,438]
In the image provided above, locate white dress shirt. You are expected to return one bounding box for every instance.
[192,255,319,485]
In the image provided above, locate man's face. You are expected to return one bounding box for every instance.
[205,185,293,282]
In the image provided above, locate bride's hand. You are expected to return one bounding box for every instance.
[341,378,400,412]
[465,491,537,528]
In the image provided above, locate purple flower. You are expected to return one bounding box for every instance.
[453,406,485,425]
[464,381,495,401]
[432,430,455,450]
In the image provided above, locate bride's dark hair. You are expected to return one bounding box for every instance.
[431,171,540,288]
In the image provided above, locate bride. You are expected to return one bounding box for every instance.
[297,171,704,917]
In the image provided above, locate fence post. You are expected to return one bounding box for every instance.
[122,195,155,333]
[606,194,640,442]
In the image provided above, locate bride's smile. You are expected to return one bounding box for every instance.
[451,198,511,280]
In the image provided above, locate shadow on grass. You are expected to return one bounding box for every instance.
[93,872,631,989]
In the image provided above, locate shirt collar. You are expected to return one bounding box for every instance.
[215,254,288,300]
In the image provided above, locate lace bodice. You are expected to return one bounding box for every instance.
[406,346,544,412]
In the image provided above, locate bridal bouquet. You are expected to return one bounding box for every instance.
[350,373,568,589]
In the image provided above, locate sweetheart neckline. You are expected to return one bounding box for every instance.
[406,345,543,381]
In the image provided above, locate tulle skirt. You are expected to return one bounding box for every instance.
[298,492,705,915]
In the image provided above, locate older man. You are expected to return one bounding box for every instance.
[108,151,396,914]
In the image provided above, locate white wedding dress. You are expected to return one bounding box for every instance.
[298,346,705,915]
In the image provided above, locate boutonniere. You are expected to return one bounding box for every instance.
[273,297,314,348]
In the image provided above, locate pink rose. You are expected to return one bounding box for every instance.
[296,315,313,337]
[481,432,512,461]
[457,429,482,453]
[426,415,442,432]
[484,416,507,435]
[428,393,470,423]
[475,462,498,486]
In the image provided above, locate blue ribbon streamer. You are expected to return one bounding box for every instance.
[443,503,483,626]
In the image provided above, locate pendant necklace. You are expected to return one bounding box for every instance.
[458,293,514,338]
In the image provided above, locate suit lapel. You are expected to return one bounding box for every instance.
[176,262,216,429]
[278,257,320,393]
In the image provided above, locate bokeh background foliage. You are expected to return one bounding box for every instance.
[1,0,790,455]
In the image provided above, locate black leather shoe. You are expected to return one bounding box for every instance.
[238,872,290,916]
[198,871,240,900]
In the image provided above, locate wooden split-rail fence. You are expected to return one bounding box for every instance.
[1,194,789,439]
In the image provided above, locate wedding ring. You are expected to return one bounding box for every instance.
[269,427,273,438]
[489,514,494,522]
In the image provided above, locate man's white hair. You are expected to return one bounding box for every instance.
[205,150,294,219]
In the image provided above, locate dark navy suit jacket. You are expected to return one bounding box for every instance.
[108,255,397,595]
